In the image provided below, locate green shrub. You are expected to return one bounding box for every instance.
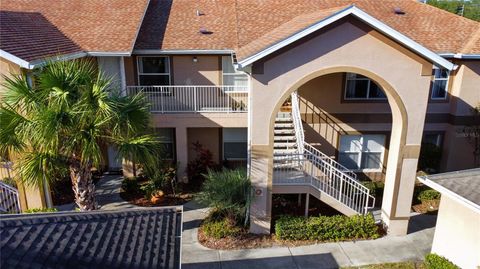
[418,189,441,201]
[202,218,243,239]
[195,169,252,226]
[24,208,58,214]
[121,177,140,194]
[362,181,384,199]
[275,214,379,241]
[141,165,177,199]
[425,253,459,269]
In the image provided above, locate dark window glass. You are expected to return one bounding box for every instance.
[431,80,447,99]
[368,82,386,99]
[139,75,170,86]
[139,57,169,73]
[224,142,247,160]
[346,80,368,98]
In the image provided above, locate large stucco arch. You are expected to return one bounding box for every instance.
[247,19,433,236]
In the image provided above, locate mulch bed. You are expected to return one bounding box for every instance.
[120,191,193,207]
[412,200,440,214]
[198,224,386,250]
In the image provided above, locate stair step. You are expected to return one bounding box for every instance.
[274,123,294,129]
[274,142,297,147]
[274,129,295,135]
[274,136,296,141]
[275,118,293,123]
[274,149,299,154]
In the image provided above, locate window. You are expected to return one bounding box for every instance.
[223,128,247,160]
[155,128,175,159]
[344,73,386,100]
[422,133,443,147]
[431,67,449,100]
[338,134,386,171]
[137,56,170,86]
[222,56,248,87]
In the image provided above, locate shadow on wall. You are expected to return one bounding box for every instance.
[182,253,340,269]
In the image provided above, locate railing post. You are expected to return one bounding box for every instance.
[338,174,344,203]
[194,86,198,112]
[365,189,370,215]
[160,86,164,113]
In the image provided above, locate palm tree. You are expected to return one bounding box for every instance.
[0,59,159,211]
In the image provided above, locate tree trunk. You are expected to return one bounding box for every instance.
[70,160,97,211]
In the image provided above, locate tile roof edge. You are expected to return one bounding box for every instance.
[236,5,456,71]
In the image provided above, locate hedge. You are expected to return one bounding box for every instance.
[202,218,243,239]
[275,214,379,241]
[424,254,459,269]
[418,189,441,201]
[24,208,58,214]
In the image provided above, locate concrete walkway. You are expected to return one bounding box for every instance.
[56,175,138,211]
[182,201,436,269]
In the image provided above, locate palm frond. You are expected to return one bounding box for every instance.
[16,151,68,188]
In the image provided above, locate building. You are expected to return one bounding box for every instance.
[1,0,479,235]
[418,169,480,269]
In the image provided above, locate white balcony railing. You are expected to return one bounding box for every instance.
[126,85,249,113]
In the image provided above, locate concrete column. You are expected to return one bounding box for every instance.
[249,145,272,234]
[175,127,189,182]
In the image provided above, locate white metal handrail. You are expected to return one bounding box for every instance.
[290,91,357,179]
[126,85,249,113]
[273,152,375,214]
[291,91,305,154]
[0,181,21,214]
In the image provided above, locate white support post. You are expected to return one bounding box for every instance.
[304,194,310,217]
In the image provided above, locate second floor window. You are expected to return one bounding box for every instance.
[431,67,449,100]
[137,56,170,86]
[222,56,248,88]
[344,73,386,100]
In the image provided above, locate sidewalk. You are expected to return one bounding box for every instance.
[56,175,138,211]
[182,201,436,269]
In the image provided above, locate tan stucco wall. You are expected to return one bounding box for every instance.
[187,127,221,164]
[172,55,221,85]
[432,195,480,269]
[0,57,22,98]
[449,60,480,116]
[248,18,433,234]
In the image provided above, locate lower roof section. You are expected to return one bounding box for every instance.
[0,207,182,269]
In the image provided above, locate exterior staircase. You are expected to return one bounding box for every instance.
[272,91,375,216]
[0,181,21,214]
[274,112,298,156]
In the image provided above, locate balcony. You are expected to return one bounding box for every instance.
[126,85,249,113]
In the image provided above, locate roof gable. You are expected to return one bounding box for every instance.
[235,6,455,70]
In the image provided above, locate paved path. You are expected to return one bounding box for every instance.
[56,175,138,211]
[182,201,436,269]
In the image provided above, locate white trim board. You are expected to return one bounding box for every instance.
[417,175,480,214]
[236,5,456,71]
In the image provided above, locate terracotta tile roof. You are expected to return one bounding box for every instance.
[0,208,182,269]
[135,0,480,59]
[1,0,150,62]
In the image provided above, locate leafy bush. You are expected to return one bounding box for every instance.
[24,208,58,214]
[424,253,459,269]
[121,177,140,194]
[202,217,243,239]
[1,177,17,188]
[275,214,379,241]
[186,142,217,189]
[362,181,384,199]
[141,165,177,199]
[195,169,252,226]
[418,189,441,201]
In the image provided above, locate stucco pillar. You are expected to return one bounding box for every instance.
[249,145,272,234]
[175,127,189,182]
[381,74,430,236]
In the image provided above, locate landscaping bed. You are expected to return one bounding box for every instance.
[120,178,194,207]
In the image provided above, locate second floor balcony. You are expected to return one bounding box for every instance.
[126,85,249,113]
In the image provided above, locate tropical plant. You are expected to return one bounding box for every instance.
[186,141,216,188]
[141,164,177,199]
[195,168,252,226]
[0,59,159,211]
